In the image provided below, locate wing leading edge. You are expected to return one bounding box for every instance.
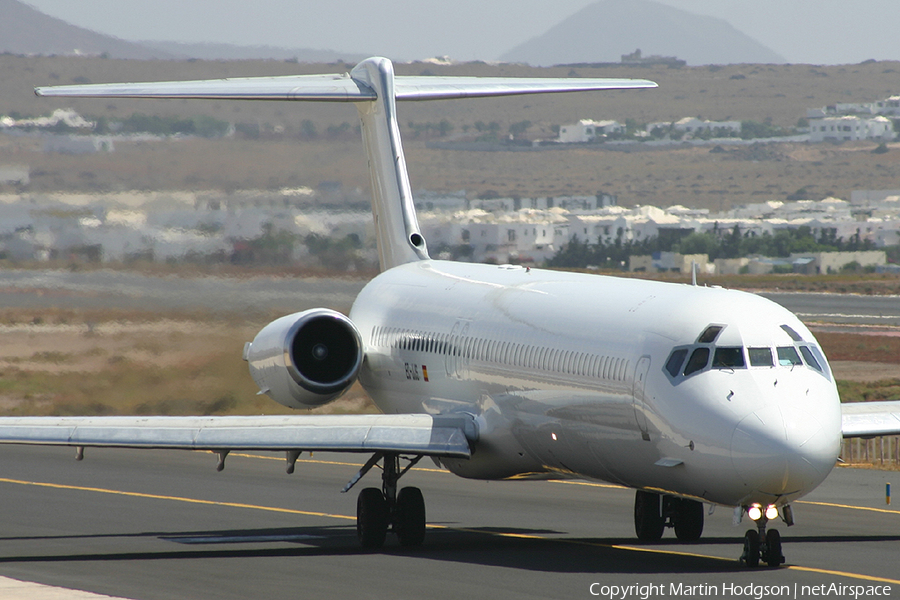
[841,401,900,438]
[0,414,475,458]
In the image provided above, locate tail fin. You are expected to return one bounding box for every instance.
[36,57,656,271]
[350,58,428,269]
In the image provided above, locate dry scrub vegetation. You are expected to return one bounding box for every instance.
[0,307,376,417]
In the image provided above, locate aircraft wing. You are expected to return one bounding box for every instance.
[841,401,900,438]
[0,414,474,457]
[35,73,656,103]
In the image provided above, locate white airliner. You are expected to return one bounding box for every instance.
[3,56,900,568]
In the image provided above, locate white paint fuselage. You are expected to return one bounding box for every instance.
[350,260,842,508]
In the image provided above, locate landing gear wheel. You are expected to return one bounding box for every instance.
[395,486,426,547]
[673,499,704,541]
[357,487,389,549]
[634,491,664,541]
[764,529,784,567]
[741,529,760,568]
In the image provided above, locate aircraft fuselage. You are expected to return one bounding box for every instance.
[351,260,842,508]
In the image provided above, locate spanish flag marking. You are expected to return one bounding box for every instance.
[422,366,429,382]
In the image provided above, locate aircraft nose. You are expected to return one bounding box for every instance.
[731,404,837,500]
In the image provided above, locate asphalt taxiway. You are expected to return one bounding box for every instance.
[0,446,897,600]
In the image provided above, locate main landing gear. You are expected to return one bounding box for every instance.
[346,452,426,549]
[739,503,787,568]
[634,490,704,542]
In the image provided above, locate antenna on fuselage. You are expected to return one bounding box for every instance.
[691,261,698,286]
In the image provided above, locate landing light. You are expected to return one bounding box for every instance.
[747,503,778,521]
[747,504,762,521]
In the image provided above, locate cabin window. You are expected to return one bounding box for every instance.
[683,347,710,376]
[698,325,723,344]
[748,347,774,367]
[713,347,745,369]
[799,346,822,372]
[776,346,803,366]
[665,349,688,377]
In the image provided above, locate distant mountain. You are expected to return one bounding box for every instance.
[0,0,362,63]
[0,0,170,58]
[138,41,367,63]
[500,0,786,67]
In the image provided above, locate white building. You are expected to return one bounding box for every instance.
[808,115,894,143]
[875,96,900,116]
[558,119,623,143]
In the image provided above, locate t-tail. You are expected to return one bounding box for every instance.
[35,56,656,270]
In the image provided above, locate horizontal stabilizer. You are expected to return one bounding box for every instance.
[841,401,900,438]
[0,414,475,458]
[35,69,656,103]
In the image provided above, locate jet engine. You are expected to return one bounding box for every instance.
[243,308,363,409]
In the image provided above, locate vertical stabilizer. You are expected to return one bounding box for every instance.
[350,58,429,271]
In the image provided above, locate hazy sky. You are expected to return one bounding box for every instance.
[21,0,900,65]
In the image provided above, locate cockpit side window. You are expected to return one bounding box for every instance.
[799,346,822,372]
[683,347,710,376]
[712,347,745,368]
[748,347,774,367]
[665,348,689,378]
[776,346,803,366]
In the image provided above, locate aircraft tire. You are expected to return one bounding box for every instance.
[673,499,704,541]
[764,529,784,567]
[634,490,665,541]
[741,530,760,568]
[357,487,389,549]
[395,486,426,546]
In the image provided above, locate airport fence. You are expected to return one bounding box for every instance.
[841,436,900,468]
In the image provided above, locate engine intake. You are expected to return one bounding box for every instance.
[244,308,363,408]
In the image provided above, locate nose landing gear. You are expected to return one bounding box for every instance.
[739,504,785,568]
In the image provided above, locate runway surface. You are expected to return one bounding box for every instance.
[760,291,900,328]
[0,446,898,600]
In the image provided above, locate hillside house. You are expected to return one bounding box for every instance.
[558,119,623,143]
[808,115,894,143]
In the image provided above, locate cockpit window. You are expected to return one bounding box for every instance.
[799,346,822,372]
[712,347,745,368]
[748,347,774,367]
[683,347,710,376]
[698,325,723,344]
[780,324,804,342]
[776,346,803,366]
[665,348,688,377]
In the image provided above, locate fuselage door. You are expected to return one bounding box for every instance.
[633,355,651,440]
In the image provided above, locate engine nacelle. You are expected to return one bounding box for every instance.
[243,308,363,409]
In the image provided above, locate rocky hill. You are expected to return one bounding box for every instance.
[0,0,168,59]
[501,0,786,66]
